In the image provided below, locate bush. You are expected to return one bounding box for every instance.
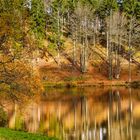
[0,108,7,127]
[0,60,44,99]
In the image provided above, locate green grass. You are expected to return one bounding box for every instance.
[64,76,85,82]
[44,81,77,88]
[0,128,58,140]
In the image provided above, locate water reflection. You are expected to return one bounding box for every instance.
[1,87,140,140]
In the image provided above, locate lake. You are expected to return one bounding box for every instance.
[1,87,140,140]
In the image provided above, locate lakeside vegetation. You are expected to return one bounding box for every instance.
[0,128,58,140]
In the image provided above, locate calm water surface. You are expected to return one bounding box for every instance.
[1,87,140,140]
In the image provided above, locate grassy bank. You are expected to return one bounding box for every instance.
[0,128,58,140]
[43,81,127,88]
[43,80,140,89]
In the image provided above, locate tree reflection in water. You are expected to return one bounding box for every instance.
[0,87,140,140]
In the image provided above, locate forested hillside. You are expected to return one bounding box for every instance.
[0,0,140,92]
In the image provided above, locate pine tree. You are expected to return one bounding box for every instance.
[0,0,27,55]
[30,0,46,39]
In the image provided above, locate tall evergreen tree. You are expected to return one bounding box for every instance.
[30,0,46,39]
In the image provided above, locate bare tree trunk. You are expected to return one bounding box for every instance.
[107,31,109,58]
[57,7,61,66]
[93,26,96,49]
[109,9,113,80]
[83,17,88,73]
[73,38,76,65]
[80,16,88,73]
[73,28,77,66]
[91,20,96,60]
[84,34,88,73]
[128,18,132,82]
[81,39,85,73]
[95,16,99,44]
[115,11,122,79]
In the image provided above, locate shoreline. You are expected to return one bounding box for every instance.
[43,80,140,88]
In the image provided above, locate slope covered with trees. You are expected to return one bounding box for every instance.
[0,0,140,91]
